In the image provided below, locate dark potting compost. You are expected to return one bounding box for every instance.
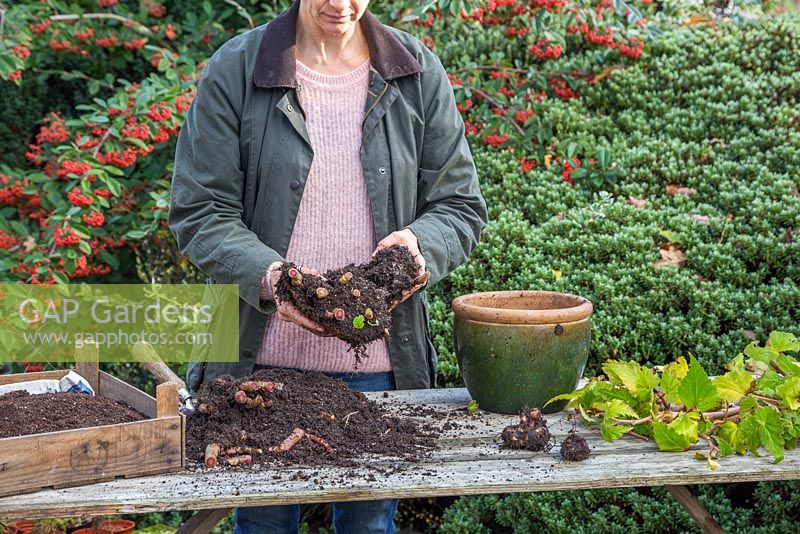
[274,246,423,367]
[0,390,146,438]
[186,369,437,470]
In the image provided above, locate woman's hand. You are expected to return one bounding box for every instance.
[373,229,431,309]
[268,262,332,336]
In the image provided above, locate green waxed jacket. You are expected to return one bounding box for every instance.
[168,1,487,391]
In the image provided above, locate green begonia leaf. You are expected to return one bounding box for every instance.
[767,331,800,353]
[777,376,800,410]
[653,420,692,452]
[754,406,784,463]
[677,354,720,412]
[660,356,688,404]
[713,370,754,403]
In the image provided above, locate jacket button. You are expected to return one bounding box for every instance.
[379,167,387,175]
[243,349,253,359]
[290,180,300,190]
[286,104,294,112]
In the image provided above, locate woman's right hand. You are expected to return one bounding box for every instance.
[268,262,331,336]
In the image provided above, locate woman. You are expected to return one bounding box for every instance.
[169,0,487,532]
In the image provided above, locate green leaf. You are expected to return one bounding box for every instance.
[602,360,657,403]
[753,407,784,462]
[598,148,610,168]
[10,221,28,236]
[51,271,69,285]
[782,413,800,449]
[725,354,745,372]
[99,250,120,271]
[738,414,761,456]
[777,376,800,410]
[660,356,688,404]
[716,421,744,455]
[124,230,146,240]
[77,240,92,254]
[767,331,800,353]
[600,399,637,442]
[566,142,578,159]
[677,355,720,412]
[744,341,778,364]
[125,137,150,150]
[775,354,800,376]
[653,420,692,452]
[670,413,699,443]
[713,370,754,403]
[545,390,580,407]
[756,370,784,396]
[105,177,122,197]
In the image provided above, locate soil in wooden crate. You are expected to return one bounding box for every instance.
[0,390,147,438]
[274,246,422,367]
[185,369,437,469]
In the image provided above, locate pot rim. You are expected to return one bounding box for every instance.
[451,290,593,325]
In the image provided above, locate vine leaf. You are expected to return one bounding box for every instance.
[653,420,692,452]
[738,414,762,456]
[715,421,743,456]
[777,376,800,410]
[756,370,784,397]
[713,370,754,404]
[603,359,657,404]
[600,399,637,442]
[768,331,800,353]
[775,354,800,376]
[744,342,777,364]
[725,354,745,372]
[754,407,784,463]
[677,354,720,412]
[660,356,688,404]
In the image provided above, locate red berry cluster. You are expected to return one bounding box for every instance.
[529,39,563,60]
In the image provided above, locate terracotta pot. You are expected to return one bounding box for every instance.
[70,528,110,534]
[9,521,33,533]
[97,521,135,534]
[452,290,592,414]
[4,522,61,534]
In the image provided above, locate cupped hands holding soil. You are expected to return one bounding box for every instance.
[274,246,427,367]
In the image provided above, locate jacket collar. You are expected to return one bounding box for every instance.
[253,0,423,88]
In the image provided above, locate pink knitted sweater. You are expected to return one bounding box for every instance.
[257,58,392,373]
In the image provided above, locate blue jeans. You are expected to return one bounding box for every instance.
[234,367,398,534]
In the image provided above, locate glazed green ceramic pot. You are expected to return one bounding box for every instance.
[452,291,592,414]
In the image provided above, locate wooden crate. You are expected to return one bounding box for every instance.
[0,361,185,497]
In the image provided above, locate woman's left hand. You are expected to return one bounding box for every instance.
[373,229,431,309]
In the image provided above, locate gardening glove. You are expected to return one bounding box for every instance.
[373,229,431,309]
[268,262,333,337]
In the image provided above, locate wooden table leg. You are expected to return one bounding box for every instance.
[177,508,233,534]
[665,485,724,534]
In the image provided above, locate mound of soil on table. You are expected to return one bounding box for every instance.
[0,391,146,438]
[185,369,436,469]
[274,246,421,368]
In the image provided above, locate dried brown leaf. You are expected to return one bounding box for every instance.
[655,244,686,268]
[689,214,710,224]
[23,236,37,252]
[666,184,697,196]
[627,196,648,208]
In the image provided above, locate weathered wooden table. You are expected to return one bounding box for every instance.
[1,388,798,533]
